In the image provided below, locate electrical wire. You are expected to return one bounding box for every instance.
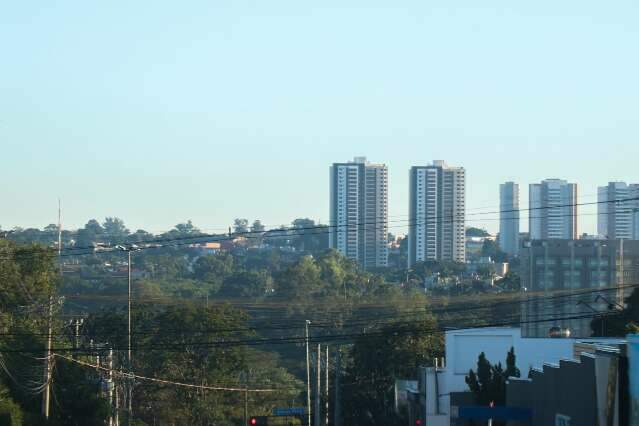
[3,195,638,261]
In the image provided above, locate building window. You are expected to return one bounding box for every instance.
[555,414,571,426]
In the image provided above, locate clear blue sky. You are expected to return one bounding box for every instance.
[1,1,638,235]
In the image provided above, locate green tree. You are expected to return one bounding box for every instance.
[220,270,274,297]
[192,253,235,294]
[465,347,520,407]
[251,220,266,233]
[102,217,130,244]
[466,227,490,237]
[481,239,508,263]
[234,218,249,234]
[343,317,443,426]
[276,255,322,299]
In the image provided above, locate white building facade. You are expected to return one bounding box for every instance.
[499,182,520,257]
[598,182,639,240]
[329,157,388,268]
[529,179,578,240]
[408,161,466,267]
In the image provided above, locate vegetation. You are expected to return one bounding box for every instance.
[0,218,524,424]
[465,347,521,407]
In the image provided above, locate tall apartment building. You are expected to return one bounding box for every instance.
[598,182,639,240]
[499,182,520,256]
[408,161,466,267]
[521,239,639,338]
[329,157,388,268]
[529,179,578,240]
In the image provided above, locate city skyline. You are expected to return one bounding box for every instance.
[3,165,639,238]
[2,2,639,234]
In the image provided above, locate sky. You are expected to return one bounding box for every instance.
[1,1,638,235]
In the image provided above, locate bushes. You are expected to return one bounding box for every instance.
[0,397,23,426]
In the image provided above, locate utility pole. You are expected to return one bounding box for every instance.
[314,344,321,426]
[42,200,63,419]
[334,347,341,426]
[41,295,53,419]
[243,371,249,426]
[71,318,84,356]
[116,244,138,426]
[127,249,132,426]
[108,347,115,426]
[305,320,312,426]
[325,345,329,426]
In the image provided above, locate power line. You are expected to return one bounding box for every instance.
[52,354,294,393]
[2,282,633,339]
[0,301,625,354]
[4,195,638,261]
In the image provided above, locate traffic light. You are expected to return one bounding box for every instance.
[415,419,423,425]
[248,416,267,425]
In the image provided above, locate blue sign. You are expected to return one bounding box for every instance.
[459,406,533,421]
[272,407,305,416]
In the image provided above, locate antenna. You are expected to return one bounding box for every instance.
[57,198,63,257]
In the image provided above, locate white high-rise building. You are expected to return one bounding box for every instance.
[329,157,388,268]
[598,182,639,240]
[408,161,466,267]
[529,179,578,240]
[499,182,520,256]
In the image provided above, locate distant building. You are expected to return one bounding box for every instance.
[189,242,222,256]
[529,179,578,240]
[329,157,388,268]
[598,182,639,240]
[520,239,639,338]
[408,161,466,267]
[499,182,520,256]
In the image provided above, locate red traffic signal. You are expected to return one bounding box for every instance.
[249,417,267,425]
[415,420,423,425]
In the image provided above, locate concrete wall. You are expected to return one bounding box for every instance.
[507,348,624,426]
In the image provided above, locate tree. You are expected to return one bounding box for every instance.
[251,220,266,233]
[102,217,130,244]
[75,219,104,247]
[276,255,322,298]
[234,218,249,234]
[125,304,302,425]
[127,229,154,243]
[466,227,490,238]
[192,253,235,294]
[220,270,274,298]
[465,347,520,407]
[481,239,508,263]
[173,220,200,236]
[291,218,328,253]
[343,317,443,425]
